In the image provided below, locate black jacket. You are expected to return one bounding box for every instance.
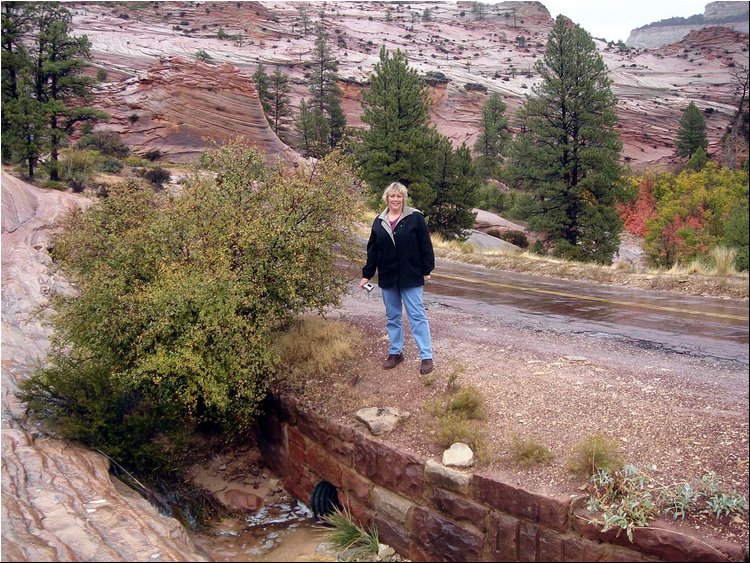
[362,206,435,289]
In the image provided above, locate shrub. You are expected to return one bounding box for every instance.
[500,230,529,248]
[41,180,67,191]
[271,317,360,389]
[142,166,171,188]
[59,149,99,190]
[98,158,124,173]
[445,385,485,420]
[143,149,162,161]
[21,140,362,480]
[435,412,486,453]
[567,434,624,476]
[510,433,554,467]
[77,130,130,158]
[96,68,108,82]
[195,49,213,63]
[721,205,749,271]
[476,183,504,212]
[124,155,148,167]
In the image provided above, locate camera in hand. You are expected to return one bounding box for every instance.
[363,282,374,292]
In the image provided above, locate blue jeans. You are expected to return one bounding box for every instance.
[381,286,433,360]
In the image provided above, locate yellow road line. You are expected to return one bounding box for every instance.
[432,272,750,322]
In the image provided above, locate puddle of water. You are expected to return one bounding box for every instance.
[191,498,334,562]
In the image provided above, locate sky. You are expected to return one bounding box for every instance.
[538,0,719,43]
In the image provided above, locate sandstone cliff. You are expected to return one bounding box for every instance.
[627,1,749,49]
[71,1,748,169]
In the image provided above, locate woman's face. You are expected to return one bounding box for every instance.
[387,191,404,213]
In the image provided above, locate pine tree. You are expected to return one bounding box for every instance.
[295,99,328,158]
[357,47,436,206]
[430,139,480,239]
[505,16,623,264]
[268,66,292,143]
[1,2,35,164]
[307,24,346,151]
[473,92,510,178]
[252,62,271,115]
[297,6,310,35]
[31,3,106,181]
[675,101,708,159]
[684,146,708,171]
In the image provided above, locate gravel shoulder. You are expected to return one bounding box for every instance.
[297,283,749,551]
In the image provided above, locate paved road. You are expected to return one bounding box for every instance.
[424,259,749,365]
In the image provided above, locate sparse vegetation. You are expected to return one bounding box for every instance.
[587,465,748,542]
[429,383,488,459]
[323,503,379,561]
[509,433,554,467]
[271,317,360,389]
[566,434,624,476]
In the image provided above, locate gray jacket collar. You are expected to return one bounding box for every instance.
[378,205,418,245]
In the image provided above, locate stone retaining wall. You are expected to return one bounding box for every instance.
[257,394,745,562]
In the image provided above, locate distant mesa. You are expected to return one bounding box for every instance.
[626,0,749,49]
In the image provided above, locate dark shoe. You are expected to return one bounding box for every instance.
[420,359,434,375]
[382,353,404,370]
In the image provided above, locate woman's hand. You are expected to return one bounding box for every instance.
[424,275,431,282]
[359,278,371,288]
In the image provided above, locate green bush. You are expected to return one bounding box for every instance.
[476,182,504,212]
[499,230,529,248]
[21,140,362,478]
[41,180,67,191]
[143,149,162,161]
[99,158,124,173]
[142,166,171,188]
[77,130,130,158]
[721,205,749,271]
[59,149,99,190]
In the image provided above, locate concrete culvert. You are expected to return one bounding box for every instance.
[310,480,341,518]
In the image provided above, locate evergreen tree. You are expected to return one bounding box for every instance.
[473,92,510,178]
[31,3,106,181]
[307,24,346,151]
[684,146,708,171]
[252,62,271,114]
[1,2,34,163]
[357,47,437,207]
[505,16,623,264]
[297,6,310,35]
[295,98,328,158]
[268,66,292,143]
[430,139,480,239]
[675,101,708,159]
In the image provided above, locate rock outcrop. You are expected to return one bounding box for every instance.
[1,172,209,562]
[69,1,749,169]
[627,1,749,49]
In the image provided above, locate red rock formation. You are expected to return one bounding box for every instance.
[72,2,749,169]
[94,56,301,164]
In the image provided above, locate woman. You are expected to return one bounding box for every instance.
[360,182,435,375]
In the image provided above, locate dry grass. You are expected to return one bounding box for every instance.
[272,316,361,387]
[509,433,555,468]
[429,385,489,460]
[566,434,625,477]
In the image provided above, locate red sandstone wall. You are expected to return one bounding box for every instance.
[257,394,745,562]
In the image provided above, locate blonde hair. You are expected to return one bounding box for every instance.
[382,181,408,204]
